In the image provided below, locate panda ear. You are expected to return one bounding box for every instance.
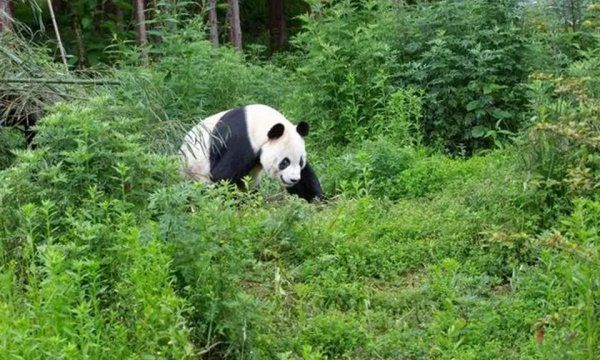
[268,123,285,140]
[297,121,309,137]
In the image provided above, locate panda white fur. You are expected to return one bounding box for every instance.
[180,104,323,201]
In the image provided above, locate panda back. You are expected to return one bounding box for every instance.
[180,110,226,181]
[208,107,261,184]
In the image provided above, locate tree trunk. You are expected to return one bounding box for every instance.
[0,0,12,31]
[268,0,287,52]
[227,0,242,51]
[569,0,579,32]
[115,4,124,32]
[47,0,68,68]
[94,0,104,33]
[133,0,148,47]
[208,0,219,47]
[51,0,65,12]
[72,10,87,68]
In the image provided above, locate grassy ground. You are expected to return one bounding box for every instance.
[0,98,598,358]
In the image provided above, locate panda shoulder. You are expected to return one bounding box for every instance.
[245,104,294,128]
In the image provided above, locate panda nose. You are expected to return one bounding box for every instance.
[290,178,300,184]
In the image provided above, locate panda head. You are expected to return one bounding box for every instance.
[260,121,309,187]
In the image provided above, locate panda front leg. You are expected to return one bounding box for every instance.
[248,165,263,190]
[237,167,262,192]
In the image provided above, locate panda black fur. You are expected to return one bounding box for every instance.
[286,163,324,202]
[180,104,323,201]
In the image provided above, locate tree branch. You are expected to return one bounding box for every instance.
[0,78,121,85]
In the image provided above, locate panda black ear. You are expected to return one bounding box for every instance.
[268,123,285,140]
[297,121,309,137]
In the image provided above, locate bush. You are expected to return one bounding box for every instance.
[0,99,193,358]
[396,0,530,152]
[521,0,600,71]
[284,0,405,144]
[149,183,270,358]
[322,139,531,203]
[520,51,600,224]
[300,312,367,357]
[321,139,418,199]
[0,127,24,170]
[510,198,600,358]
[0,97,177,219]
[0,202,194,359]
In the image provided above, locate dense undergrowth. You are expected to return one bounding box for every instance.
[1,0,599,359]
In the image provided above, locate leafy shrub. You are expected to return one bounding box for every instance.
[0,97,177,219]
[396,0,530,152]
[538,198,600,357]
[149,183,269,358]
[321,139,418,199]
[285,0,403,144]
[522,0,600,71]
[0,127,24,170]
[322,139,530,203]
[509,198,600,358]
[0,201,193,359]
[520,52,600,224]
[153,23,291,117]
[0,99,194,358]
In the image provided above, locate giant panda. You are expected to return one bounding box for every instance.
[180,104,323,201]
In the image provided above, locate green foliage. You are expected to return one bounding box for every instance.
[152,22,290,117]
[321,139,418,199]
[0,128,24,170]
[286,0,403,144]
[149,183,266,358]
[396,0,530,152]
[0,31,78,160]
[521,0,600,71]
[285,0,533,151]
[520,51,600,224]
[0,203,193,359]
[322,140,532,203]
[0,100,193,358]
[515,197,600,358]
[0,97,177,217]
[247,149,547,358]
[300,312,367,357]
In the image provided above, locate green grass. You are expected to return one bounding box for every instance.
[147,145,597,358]
[1,98,598,358]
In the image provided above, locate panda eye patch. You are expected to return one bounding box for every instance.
[279,158,290,170]
[299,157,304,167]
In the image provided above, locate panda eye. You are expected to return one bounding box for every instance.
[299,157,304,167]
[279,158,290,170]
